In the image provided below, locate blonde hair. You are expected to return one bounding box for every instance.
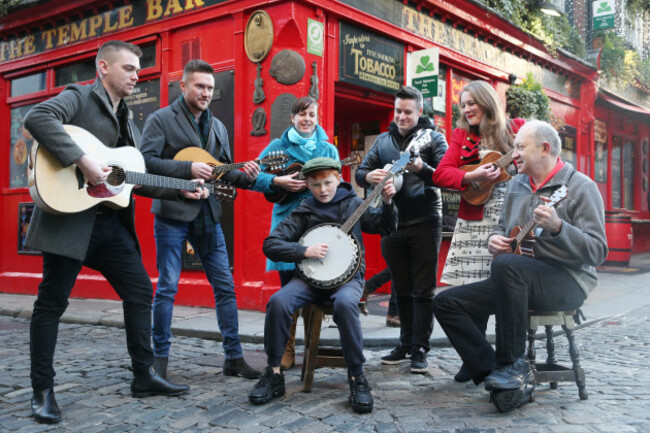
[456,81,513,154]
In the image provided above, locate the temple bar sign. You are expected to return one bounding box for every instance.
[0,0,231,63]
[407,48,439,97]
[339,22,404,94]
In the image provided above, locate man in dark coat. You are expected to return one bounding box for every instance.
[139,59,261,380]
[355,86,448,374]
[248,157,397,413]
[24,40,190,425]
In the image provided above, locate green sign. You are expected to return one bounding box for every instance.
[592,0,615,30]
[408,48,439,97]
[307,19,324,57]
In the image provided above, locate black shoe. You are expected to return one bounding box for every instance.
[490,383,535,412]
[249,366,285,405]
[410,346,428,374]
[223,357,262,379]
[454,364,472,383]
[349,374,374,413]
[484,358,535,391]
[153,357,168,379]
[381,346,410,365]
[131,366,190,398]
[31,388,62,424]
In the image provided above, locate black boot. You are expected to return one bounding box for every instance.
[454,364,472,383]
[484,358,534,391]
[31,388,62,424]
[153,357,168,379]
[349,374,373,413]
[131,366,190,398]
[490,383,535,412]
[223,357,262,379]
[249,366,285,405]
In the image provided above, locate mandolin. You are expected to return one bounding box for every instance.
[173,147,288,180]
[508,185,568,258]
[263,152,362,204]
[28,125,237,215]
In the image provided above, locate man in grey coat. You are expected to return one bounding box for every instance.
[24,41,192,425]
[433,120,608,411]
[139,59,261,380]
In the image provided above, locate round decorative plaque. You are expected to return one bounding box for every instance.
[244,10,273,63]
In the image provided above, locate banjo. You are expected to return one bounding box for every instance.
[296,151,415,290]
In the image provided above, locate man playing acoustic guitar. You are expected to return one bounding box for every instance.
[433,120,608,412]
[249,157,397,413]
[24,40,192,424]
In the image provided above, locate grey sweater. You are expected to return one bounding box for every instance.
[491,163,608,297]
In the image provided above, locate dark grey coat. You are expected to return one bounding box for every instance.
[139,97,252,222]
[24,79,177,260]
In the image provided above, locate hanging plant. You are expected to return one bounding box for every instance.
[506,72,550,121]
[599,31,641,89]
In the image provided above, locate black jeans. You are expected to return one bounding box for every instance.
[433,254,586,381]
[30,212,154,391]
[364,267,397,316]
[381,220,442,352]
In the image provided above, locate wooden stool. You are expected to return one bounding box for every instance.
[300,302,346,392]
[527,309,588,400]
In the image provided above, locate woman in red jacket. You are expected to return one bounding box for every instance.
[432,81,524,380]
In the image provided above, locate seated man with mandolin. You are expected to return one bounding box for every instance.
[432,120,608,412]
[249,157,397,413]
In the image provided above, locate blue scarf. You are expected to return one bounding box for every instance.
[287,127,317,152]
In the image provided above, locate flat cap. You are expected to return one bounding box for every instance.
[301,157,342,175]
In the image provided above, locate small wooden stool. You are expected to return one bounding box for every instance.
[527,309,588,400]
[300,302,347,392]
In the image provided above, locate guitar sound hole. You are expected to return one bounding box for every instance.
[107,165,126,186]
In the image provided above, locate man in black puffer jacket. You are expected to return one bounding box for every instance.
[248,157,397,413]
[355,86,448,374]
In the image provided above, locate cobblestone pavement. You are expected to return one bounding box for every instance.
[2,305,650,433]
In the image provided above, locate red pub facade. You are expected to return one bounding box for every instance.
[2,0,649,311]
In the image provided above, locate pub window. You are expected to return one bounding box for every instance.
[140,44,156,69]
[449,71,475,130]
[55,59,96,87]
[11,72,46,97]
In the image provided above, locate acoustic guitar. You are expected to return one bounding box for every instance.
[28,125,237,215]
[508,185,568,257]
[173,147,288,180]
[263,153,363,204]
[459,149,514,205]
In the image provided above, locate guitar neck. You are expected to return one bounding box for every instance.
[495,149,514,169]
[125,171,200,192]
[515,219,537,245]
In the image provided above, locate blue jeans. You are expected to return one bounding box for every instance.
[152,216,242,360]
[264,277,365,377]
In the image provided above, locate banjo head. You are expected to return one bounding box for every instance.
[296,224,361,290]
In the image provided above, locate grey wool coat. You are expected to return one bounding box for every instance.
[24,79,178,261]
[139,97,252,223]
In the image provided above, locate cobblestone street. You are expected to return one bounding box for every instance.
[2,302,650,433]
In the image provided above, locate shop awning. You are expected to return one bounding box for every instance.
[599,93,650,116]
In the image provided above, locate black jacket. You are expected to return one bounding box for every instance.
[355,117,448,225]
[263,182,398,283]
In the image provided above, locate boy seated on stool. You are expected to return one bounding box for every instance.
[248,157,397,413]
